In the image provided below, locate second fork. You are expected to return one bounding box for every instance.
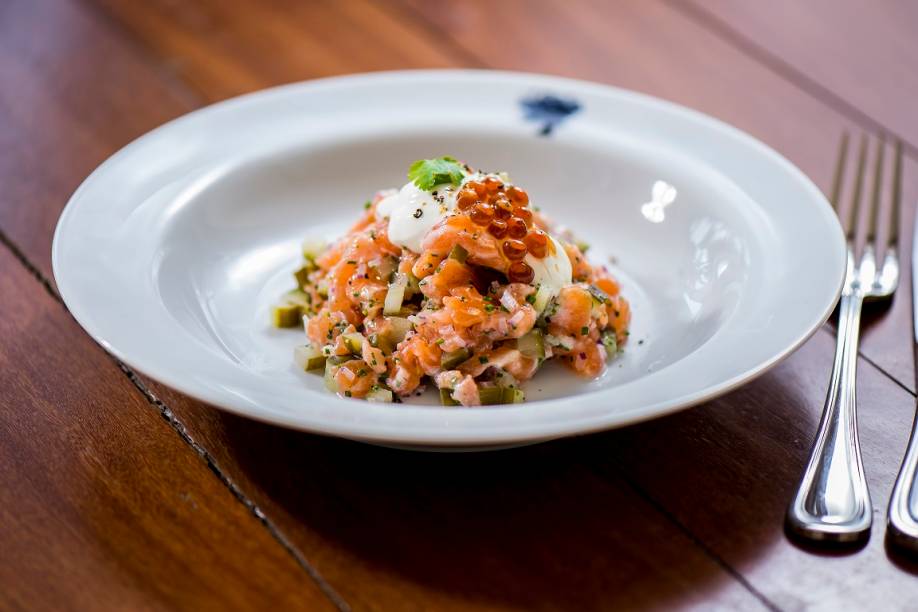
[786,133,901,543]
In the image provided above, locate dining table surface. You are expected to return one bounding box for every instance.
[4,1,918,610]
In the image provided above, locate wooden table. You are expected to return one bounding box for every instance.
[3,1,918,609]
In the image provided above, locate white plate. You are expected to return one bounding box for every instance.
[52,70,845,449]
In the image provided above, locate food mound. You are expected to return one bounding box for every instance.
[272,157,630,406]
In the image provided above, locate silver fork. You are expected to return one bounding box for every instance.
[787,133,901,543]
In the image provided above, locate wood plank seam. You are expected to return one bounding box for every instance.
[74,0,205,108]
[79,0,918,400]
[6,215,782,608]
[73,0,918,601]
[671,4,918,396]
[0,227,60,305]
[383,0,918,398]
[669,0,918,160]
[608,466,783,612]
[821,324,916,397]
[382,0,489,69]
[116,364,352,612]
[387,2,918,405]
[0,227,351,612]
[10,199,915,607]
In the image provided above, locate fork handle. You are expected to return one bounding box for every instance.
[887,401,918,550]
[787,293,872,542]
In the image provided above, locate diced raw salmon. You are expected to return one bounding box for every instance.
[563,242,593,283]
[419,215,505,275]
[420,258,473,301]
[333,359,376,398]
[293,172,631,404]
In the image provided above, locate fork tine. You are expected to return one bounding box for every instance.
[830,132,850,215]
[866,135,885,244]
[847,134,868,241]
[890,139,903,249]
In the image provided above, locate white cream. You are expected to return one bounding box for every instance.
[527,237,572,311]
[378,177,572,311]
[376,181,456,254]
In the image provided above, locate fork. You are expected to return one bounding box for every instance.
[786,133,901,543]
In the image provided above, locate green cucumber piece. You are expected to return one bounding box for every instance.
[516,329,545,359]
[284,289,311,309]
[341,332,364,355]
[405,271,421,296]
[439,388,459,406]
[601,331,618,357]
[384,274,407,315]
[441,348,470,370]
[293,345,326,371]
[375,316,412,354]
[302,238,327,262]
[501,387,525,404]
[533,285,555,314]
[324,359,340,392]
[478,386,504,405]
[366,387,394,403]
[387,317,412,344]
[448,244,468,263]
[293,265,313,289]
[271,303,301,328]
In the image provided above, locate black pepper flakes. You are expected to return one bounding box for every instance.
[413,208,423,218]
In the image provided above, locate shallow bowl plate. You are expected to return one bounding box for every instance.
[52,70,845,449]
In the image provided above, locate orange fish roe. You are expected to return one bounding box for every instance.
[279,159,631,406]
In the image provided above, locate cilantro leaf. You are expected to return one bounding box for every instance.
[407,156,466,191]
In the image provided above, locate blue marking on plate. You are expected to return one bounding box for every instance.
[520,95,581,136]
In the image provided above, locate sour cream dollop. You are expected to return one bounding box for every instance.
[378,178,572,312]
[376,181,456,254]
[527,236,572,312]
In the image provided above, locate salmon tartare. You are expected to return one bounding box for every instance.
[273,157,630,406]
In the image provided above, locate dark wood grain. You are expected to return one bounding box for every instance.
[5,0,918,608]
[672,0,918,392]
[0,0,197,279]
[69,0,918,392]
[147,381,766,611]
[593,332,918,609]
[682,0,918,149]
[0,0,764,608]
[146,319,918,609]
[91,0,918,606]
[390,0,918,390]
[0,247,337,610]
[89,0,465,101]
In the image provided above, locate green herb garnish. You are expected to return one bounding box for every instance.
[407,156,466,191]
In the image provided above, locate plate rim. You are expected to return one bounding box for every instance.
[52,68,846,446]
